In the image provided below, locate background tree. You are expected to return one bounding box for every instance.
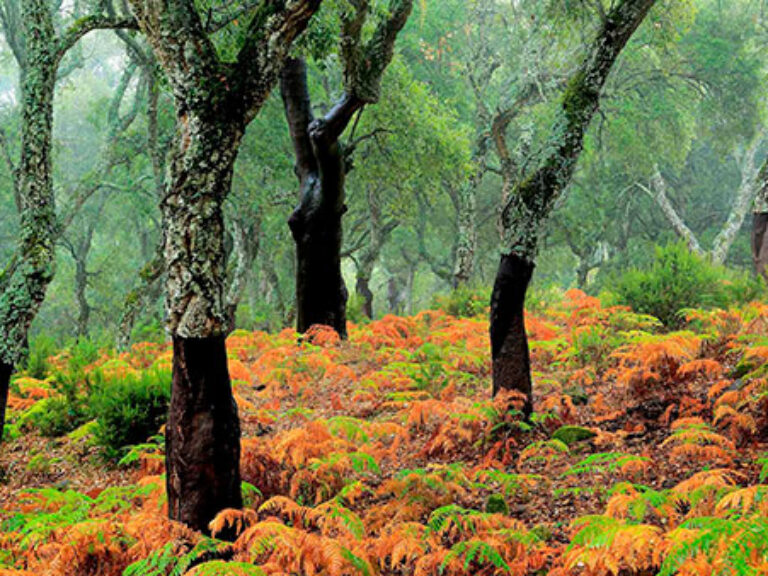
[280,0,413,338]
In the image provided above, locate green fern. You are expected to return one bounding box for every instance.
[441,540,510,572]
[562,452,651,477]
[658,516,768,576]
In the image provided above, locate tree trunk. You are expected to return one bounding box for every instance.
[754,212,768,279]
[167,335,241,534]
[74,255,90,340]
[0,0,58,438]
[162,115,244,533]
[0,362,12,443]
[281,58,352,338]
[492,0,657,414]
[490,254,534,416]
[356,273,374,319]
[387,276,400,314]
[453,183,478,288]
[116,246,164,351]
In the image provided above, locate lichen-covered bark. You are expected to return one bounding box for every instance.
[492,0,657,405]
[453,183,478,288]
[127,0,323,531]
[163,117,243,338]
[0,0,57,387]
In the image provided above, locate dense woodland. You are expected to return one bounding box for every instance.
[1,0,768,574]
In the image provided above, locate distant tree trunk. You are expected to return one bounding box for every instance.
[116,246,164,351]
[356,275,374,319]
[281,58,351,337]
[387,276,400,314]
[354,185,397,319]
[225,216,261,332]
[74,255,91,340]
[453,184,478,288]
[647,132,764,265]
[490,0,657,412]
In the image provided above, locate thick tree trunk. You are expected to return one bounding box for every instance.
[292,213,348,336]
[281,58,352,338]
[490,254,534,416]
[753,213,768,279]
[162,115,244,533]
[167,335,241,534]
[0,362,12,443]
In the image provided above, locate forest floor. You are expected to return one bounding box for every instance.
[1,290,768,575]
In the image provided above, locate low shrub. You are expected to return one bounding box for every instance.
[89,368,171,460]
[611,242,765,327]
[433,286,490,318]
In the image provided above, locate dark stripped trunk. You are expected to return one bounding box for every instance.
[490,254,534,417]
[0,362,12,443]
[754,213,768,279]
[290,184,348,337]
[167,335,242,533]
[281,58,354,338]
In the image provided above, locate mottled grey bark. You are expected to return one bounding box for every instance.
[646,134,765,266]
[645,165,704,255]
[492,0,657,411]
[453,183,478,288]
[127,0,322,532]
[281,0,412,337]
[0,0,139,442]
